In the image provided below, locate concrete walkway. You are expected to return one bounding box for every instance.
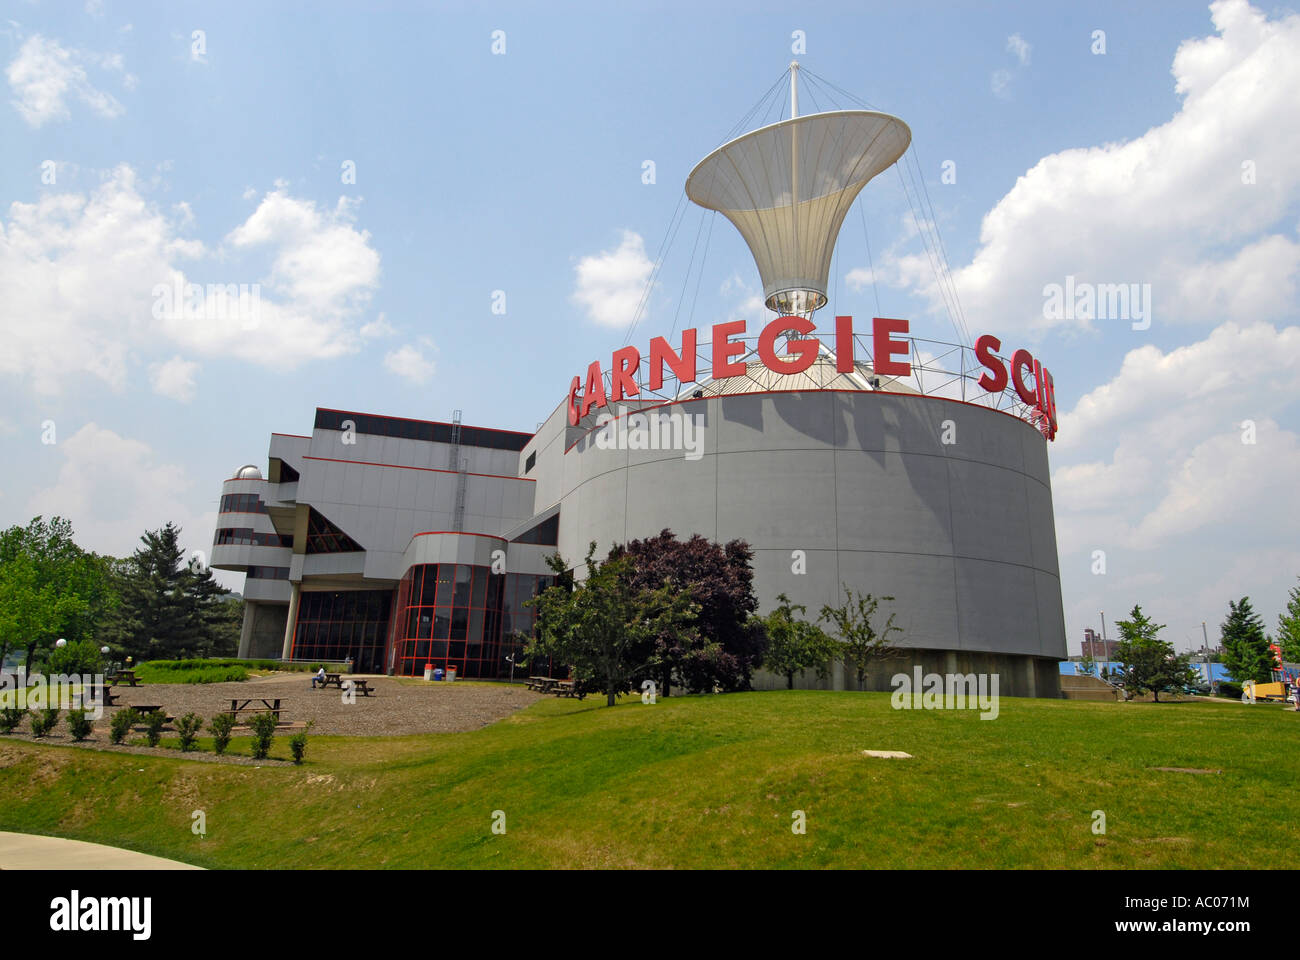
[0,831,203,870]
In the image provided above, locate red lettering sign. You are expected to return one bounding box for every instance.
[567,316,1058,439]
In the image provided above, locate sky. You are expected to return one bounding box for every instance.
[1,0,1297,656]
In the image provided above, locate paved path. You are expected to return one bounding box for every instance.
[0,832,202,870]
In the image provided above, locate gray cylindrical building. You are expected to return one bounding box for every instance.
[537,381,1066,697]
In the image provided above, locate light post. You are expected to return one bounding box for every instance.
[1201,621,1211,686]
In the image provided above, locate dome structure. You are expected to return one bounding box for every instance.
[235,464,263,480]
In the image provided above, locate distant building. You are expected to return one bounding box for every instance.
[1081,628,1118,660]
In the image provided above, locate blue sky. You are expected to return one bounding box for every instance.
[2,0,1297,655]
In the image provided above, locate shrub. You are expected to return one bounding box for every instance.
[0,707,25,734]
[247,711,278,760]
[1217,682,1242,699]
[288,721,315,765]
[143,710,167,747]
[208,712,236,755]
[176,713,203,752]
[29,707,60,738]
[109,708,138,744]
[67,708,94,741]
[46,638,105,678]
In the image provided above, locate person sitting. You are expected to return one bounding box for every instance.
[311,666,326,689]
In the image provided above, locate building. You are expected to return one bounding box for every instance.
[212,67,1068,696]
[1081,628,1118,660]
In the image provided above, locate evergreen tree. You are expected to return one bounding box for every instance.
[1112,604,1198,702]
[1220,596,1273,684]
[105,523,240,661]
[1277,577,1300,664]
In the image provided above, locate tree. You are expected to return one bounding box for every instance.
[1277,577,1300,664]
[527,544,699,706]
[758,594,840,689]
[1077,652,1097,677]
[818,585,903,690]
[1112,604,1199,702]
[610,530,765,695]
[1220,596,1273,684]
[103,523,240,661]
[0,517,117,671]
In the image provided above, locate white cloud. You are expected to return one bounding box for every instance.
[26,423,230,585]
[384,339,437,384]
[572,230,654,328]
[359,313,394,339]
[1052,320,1300,652]
[149,356,199,403]
[897,0,1300,336]
[1007,33,1031,65]
[0,167,383,395]
[6,34,124,127]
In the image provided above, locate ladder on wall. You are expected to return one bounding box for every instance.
[450,409,468,532]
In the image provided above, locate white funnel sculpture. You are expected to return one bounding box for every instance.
[685,65,910,320]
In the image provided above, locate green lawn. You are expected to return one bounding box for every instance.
[0,691,1295,868]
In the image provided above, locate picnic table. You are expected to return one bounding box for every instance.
[226,697,283,719]
[526,676,558,692]
[130,704,175,724]
[115,670,139,687]
[314,674,373,696]
[551,680,585,700]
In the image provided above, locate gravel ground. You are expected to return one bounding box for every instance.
[5,674,544,741]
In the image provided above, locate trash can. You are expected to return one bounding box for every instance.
[446,666,457,683]
[423,663,433,681]
[434,667,444,682]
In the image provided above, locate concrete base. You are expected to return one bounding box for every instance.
[236,602,289,660]
[752,650,1063,699]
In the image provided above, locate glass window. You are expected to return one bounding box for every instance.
[454,564,472,607]
[471,566,487,609]
[435,566,455,607]
[450,607,468,640]
[433,609,450,639]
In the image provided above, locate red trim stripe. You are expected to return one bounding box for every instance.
[300,455,535,483]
